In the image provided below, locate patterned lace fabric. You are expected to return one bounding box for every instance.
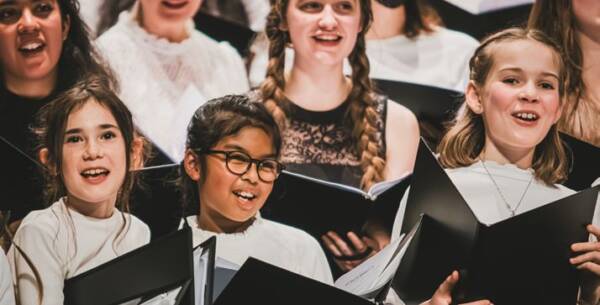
[249,91,387,187]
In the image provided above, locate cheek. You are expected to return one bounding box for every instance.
[44,20,65,61]
[484,86,514,113]
[0,28,17,69]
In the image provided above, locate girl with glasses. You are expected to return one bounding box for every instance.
[179,94,333,284]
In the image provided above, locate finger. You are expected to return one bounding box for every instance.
[571,241,600,253]
[571,251,600,265]
[576,261,600,276]
[321,234,343,257]
[326,231,355,256]
[588,225,600,238]
[347,231,368,252]
[460,300,492,305]
[436,271,459,296]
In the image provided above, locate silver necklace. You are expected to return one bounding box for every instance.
[480,160,534,217]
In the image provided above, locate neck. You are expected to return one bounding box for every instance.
[479,136,535,170]
[4,71,56,98]
[577,29,600,103]
[366,3,406,40]
[285,60,350,111]
[65,195,115,219]
[197,210,255,234]
[140,16,189,43]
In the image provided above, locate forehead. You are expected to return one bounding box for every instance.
[214,127,275,155]
[66,100,117,128]
[487,39,560,77]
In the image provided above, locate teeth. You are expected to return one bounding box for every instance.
[82,168,108,176]
[20,42,42,51]
[315,35,339,41]
[235,191,256,200]
[515,112,538,121]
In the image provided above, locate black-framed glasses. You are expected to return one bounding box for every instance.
[199,150,284,183]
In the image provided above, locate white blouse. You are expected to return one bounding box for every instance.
[97,11,250,162]
[8,199,150,305]
[184,214,333,285]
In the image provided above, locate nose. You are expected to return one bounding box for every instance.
[240,162,259,184]
[518,82,539,103]
[83,140,104,160]
[318,5,338,30]
[17,8,40,34]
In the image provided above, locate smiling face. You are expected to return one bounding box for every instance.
[285,0,363,66]
[61,100,127,213]
[190,127,277,228]
[0,0,68,87]
[466,39,562,157]
[139,0,202,25]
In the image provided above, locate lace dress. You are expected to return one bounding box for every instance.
[97,11,250,162]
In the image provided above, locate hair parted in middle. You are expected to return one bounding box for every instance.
[437,27,569,186]
[260,0,385,191]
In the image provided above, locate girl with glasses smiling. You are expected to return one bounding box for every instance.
[179,94,333,284]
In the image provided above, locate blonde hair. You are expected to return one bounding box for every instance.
[438,28,569,185]
[260,0,385,190]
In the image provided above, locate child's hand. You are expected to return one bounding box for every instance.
[421,271,492,305]
[571,224,600,304]
[321,231,379,272]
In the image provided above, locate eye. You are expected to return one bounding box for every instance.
[32,2,54,17]
[334,1,355,13]
[502,77,519,85]
[539,81,555,90]
[299,1,323,12]
[259,160,279,172]
[0,6,20,24]
[101,131,117,140]
[228,151,251,164]
[65,135,82,144]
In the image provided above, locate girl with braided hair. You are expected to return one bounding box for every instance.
[249,0,420,273]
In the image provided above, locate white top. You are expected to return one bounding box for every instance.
[96,11,250,162]
[184,215,334,285]
[78,0,103,37]
[392,161,599,238]
[248,27,478,92]
[0,251,14,305]
[240,0,270,32]
[444,0,534,14]
[8,198,151,305]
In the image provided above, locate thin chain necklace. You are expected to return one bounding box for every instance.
[479,159,534,217]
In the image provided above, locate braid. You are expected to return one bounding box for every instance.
[259,3,289,130]
[347,34,386,190]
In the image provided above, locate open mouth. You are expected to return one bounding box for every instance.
[232,190,257,202]
[18,41,45,56]
[81,168,110,179]
[313,34,342,44]
[161,0,188,9]
[512,111,539,122]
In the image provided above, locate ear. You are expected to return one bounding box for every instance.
[183,149,201,182]
[465,80,484,114]
[130,137,145,171]
[38,148,57,176]
[62,14,71,42]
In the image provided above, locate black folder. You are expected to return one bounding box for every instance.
[561,133,600,191]
[130,147,182,239]
[213,258,374,305]
[63,227,194,305]
[262,170,411,239]
[428,0,533,40]
[373,79,462,147]
[193,11,256,57]
[0,135,46,220]
[394,139,599,305]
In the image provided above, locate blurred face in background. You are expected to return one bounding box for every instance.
[139,0,202,29]
[0,0,68,94]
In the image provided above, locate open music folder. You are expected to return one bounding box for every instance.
[262,170,411,240]
[63,227,194,305]
[394,139,600,305]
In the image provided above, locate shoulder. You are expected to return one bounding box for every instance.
[259,219,323,250]
[192,30,244,62]
[382,96,419,133]
[17,201,66,237]
[123,213,151,243]
[553,184,577,197]
[429,27,479,49]
[95,17,134,52]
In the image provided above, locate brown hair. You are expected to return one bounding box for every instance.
[438,28,569,185]
[34,76,139,211]
[403,0,442,38]
[260,0,385,190]
[179,94,282,215]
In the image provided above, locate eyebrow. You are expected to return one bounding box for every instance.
[222,143,277,159]
[64,124,119,135]
[498,67,559,80]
